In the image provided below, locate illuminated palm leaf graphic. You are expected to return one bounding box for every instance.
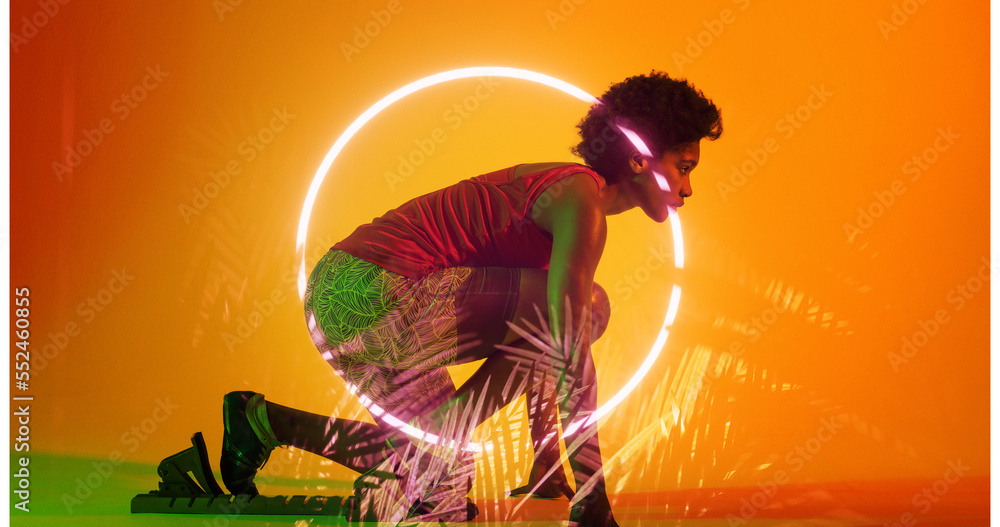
[460,239,919,522]
[176,103,297,352]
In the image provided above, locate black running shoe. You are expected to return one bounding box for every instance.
[220,391,279,495]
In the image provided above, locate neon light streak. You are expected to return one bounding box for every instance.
[616,125,653,157]
[565,284,682,435]
[296,68,597,297]
[296,67,684,451]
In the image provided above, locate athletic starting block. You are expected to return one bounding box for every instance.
[130,432,359,518]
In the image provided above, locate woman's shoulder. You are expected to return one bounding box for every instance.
[511,162,578,179]
[525,164,608,235]
[470,162,602,191]
[510,162,603,181]
[503,162,605,192]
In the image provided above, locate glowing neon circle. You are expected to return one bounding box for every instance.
[296,66,683,451]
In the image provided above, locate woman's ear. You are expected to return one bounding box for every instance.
[627,149,647,174]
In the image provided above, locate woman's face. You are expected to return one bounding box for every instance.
[628,141,700,222]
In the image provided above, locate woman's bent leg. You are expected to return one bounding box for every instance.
[298,256,613,521]
[264,401,405,474]
[404,268,616,523]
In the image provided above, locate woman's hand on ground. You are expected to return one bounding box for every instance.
[569,490,619,527]
[508,456,575,500]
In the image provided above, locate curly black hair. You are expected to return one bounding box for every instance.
[572,71,723,183]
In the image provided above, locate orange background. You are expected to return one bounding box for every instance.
[9,0,989,518]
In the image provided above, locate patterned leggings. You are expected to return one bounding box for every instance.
[303,249,520,419]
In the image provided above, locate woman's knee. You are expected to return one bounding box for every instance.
[502,269,612,345]
[590,282,611,342]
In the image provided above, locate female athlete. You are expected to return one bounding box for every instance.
[219,70,722,525]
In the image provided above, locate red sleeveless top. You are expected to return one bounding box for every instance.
[331,163,604,279]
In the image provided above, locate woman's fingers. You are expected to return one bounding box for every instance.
[508,465,575,499]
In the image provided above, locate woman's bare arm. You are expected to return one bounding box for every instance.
[533,172,607,345]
